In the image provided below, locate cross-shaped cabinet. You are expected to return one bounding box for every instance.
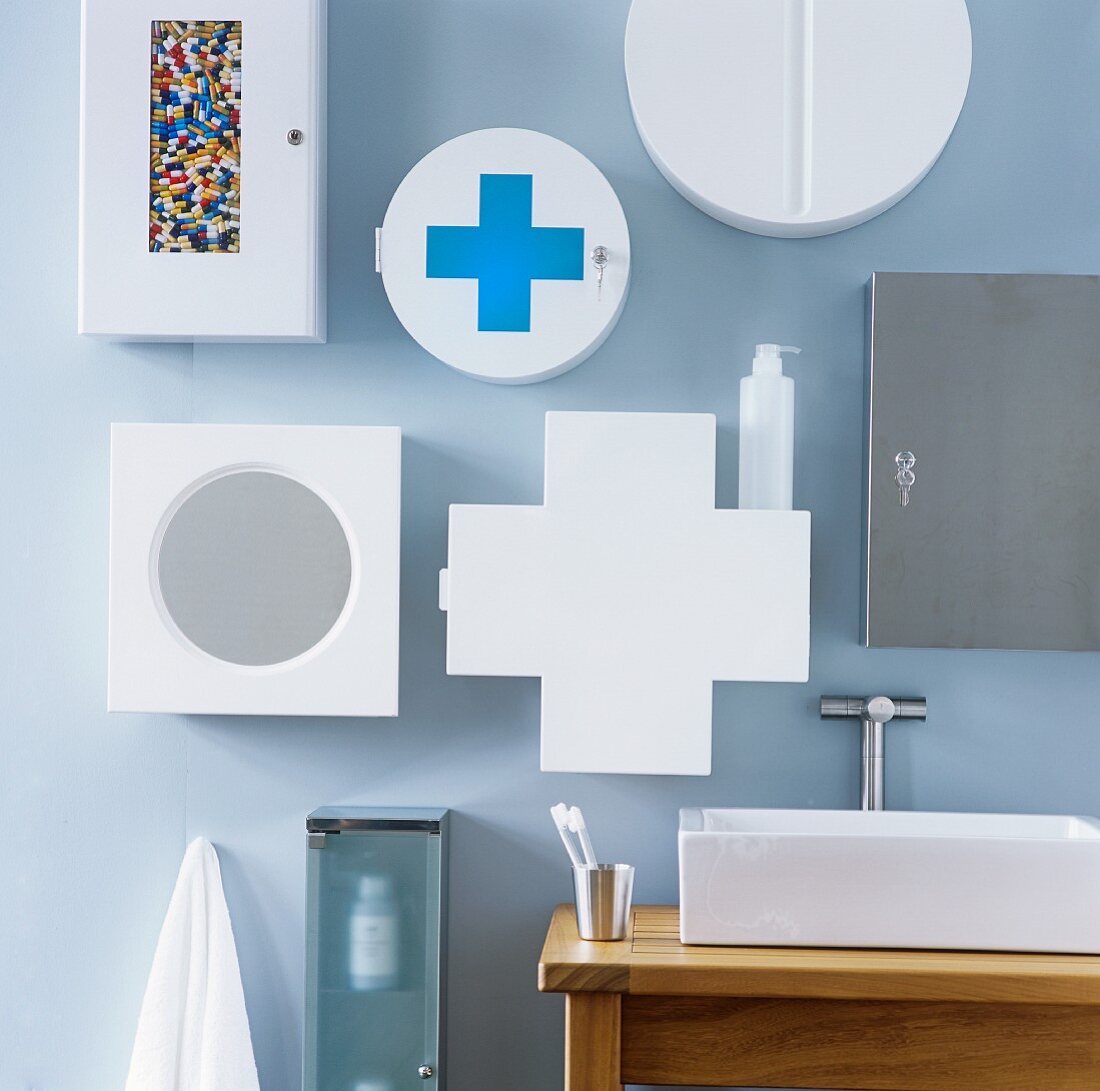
[440,412,811,775]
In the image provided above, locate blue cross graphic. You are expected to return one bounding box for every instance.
[426,174,585,333]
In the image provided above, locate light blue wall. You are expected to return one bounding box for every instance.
[4,2,1100,1089]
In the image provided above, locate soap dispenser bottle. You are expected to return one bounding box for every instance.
[348,873,400,991]
[738,343,802,510]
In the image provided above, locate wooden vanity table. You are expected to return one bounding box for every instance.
[538,904,1100,1090]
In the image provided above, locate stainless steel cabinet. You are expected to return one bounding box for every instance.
[864,273,1100,650]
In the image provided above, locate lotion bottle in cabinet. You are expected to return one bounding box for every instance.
[349,874,399,990]
[739,343,802,510]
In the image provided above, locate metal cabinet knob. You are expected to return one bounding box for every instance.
[417,1064,434,1079]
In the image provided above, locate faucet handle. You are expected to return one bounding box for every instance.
[864,696,896,724]
[820,696,927,722]
[820,696,865,718]
[892,698,928,720]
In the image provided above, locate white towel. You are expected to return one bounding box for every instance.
[125,838,261,1091]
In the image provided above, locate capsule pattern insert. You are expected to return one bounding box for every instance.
[149,20,241,253]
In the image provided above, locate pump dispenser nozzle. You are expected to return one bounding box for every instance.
[752,344,802,375]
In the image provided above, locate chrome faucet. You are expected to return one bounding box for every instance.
[820,695,927,810]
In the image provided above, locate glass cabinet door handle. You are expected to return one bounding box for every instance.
[418,1064,434,1079]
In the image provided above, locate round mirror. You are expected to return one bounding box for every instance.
[155,470,353,666]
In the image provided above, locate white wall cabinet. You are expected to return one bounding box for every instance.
[108,424,400,715]
[625,0,971,237]
[79,1,326,340]
[440,412,810,775]
[378,128,630,384]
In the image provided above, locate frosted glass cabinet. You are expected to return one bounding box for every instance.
[305,809,448,1091]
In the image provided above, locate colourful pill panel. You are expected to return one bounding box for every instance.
[149,20,241,253]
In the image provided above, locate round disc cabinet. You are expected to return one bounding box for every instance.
[625,0,972,237]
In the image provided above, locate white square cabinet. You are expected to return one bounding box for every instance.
[109,424,400,715]
[79,1,326,341]
[440,411,811,775]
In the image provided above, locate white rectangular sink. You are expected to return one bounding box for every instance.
[679,807,1100,953]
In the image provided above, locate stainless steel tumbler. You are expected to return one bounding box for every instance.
[572,864,635,941]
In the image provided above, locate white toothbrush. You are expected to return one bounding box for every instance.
[568,805,598,869]
[550,802,584,869]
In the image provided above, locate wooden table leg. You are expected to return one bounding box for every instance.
[565,992,622,1091]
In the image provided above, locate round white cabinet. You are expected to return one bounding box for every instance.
[378,128,630,384]
[625,0,972,237]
